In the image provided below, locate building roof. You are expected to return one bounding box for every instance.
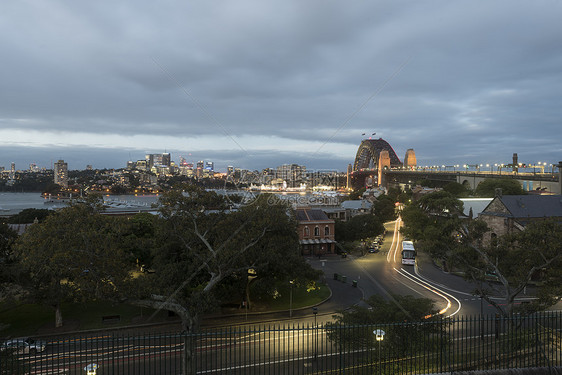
[483,195,562,219]
[341,200,372,211]
[460,198,493,217]
[295,208,331,222]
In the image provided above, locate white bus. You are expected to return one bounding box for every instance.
[401,240,416,266]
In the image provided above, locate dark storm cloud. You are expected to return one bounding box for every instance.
[1,1,562,170]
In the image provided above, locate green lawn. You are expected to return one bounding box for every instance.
[0,283,331,337]
[0,301,167,338]
[251,282,331,311]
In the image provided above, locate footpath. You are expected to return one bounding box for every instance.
[202,255,363,327]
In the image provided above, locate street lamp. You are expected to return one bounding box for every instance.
[312,307,318,360]
[374,329,385,372]
[84,364,99,375]
[289,280,294,318]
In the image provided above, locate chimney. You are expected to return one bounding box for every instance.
[495,188,503,198]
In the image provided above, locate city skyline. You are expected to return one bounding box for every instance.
[1,2,561,171]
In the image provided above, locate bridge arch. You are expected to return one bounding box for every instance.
[353,138,402,172]
[352,138,403,188]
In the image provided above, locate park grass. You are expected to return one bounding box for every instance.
[252,282,331,312]
[0,283,331,337]
[0,301,166,338]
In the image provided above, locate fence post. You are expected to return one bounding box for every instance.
[535,313,539,368]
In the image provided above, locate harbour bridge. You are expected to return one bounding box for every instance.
[350,138,562,195]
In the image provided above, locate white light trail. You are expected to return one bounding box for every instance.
[394,267,462,318]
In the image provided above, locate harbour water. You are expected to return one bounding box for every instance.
[0,192,161,216]
[0,190,342,217]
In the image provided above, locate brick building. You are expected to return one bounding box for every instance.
[295,208,336,256]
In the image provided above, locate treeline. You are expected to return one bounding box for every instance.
[0,186,320,333]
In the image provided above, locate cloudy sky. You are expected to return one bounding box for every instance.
[1,1,561,172]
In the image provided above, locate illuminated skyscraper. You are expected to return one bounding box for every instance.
[54,159,68,187]
[145,153,171,168]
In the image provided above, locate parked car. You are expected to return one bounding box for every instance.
[1,337,46,355]
[368,244,379,253]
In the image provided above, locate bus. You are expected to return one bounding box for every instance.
[401,240,416,265]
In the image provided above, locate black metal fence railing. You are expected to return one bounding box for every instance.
[1,312,560,374]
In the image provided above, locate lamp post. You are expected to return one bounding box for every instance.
[312,307,318,360]
[84,364,99,375]
[374,329,385,372]
[289,280,294,318]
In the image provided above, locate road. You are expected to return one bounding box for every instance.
[317,218,536,319]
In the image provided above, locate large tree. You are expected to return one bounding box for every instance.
[13,203,133,327]
[373,195,397,222]
[135,187,317,330]
[335,213,385,243]
[400,191,464,262]
[474,178,525,197]
[451,219,562,316]
[0,222,18,285]
[132,186,319,374]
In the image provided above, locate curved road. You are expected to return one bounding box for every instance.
[321,217,536,319]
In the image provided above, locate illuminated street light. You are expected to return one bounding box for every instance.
[373,329,385,372]
[85,364,99,375]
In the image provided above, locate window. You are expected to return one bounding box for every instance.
[325,226,330,236]
[304,226,310,237]
[314,226,320,236]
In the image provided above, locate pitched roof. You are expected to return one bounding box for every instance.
[483,195,562,218]
[341,200,372,210]
[295,208,330,222]
[460,198,493,217]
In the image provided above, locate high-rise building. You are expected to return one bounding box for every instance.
[54,160,68,187]
[205,161,214,171]
[29,163,39,172]
[145,153,171,168]
[276,164,306,188]
[196,161,204,178]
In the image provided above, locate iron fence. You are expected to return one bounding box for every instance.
[1,312,561,374]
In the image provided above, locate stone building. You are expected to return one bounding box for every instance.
[478,193,562,243]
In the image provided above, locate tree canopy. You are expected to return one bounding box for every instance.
[451,219,562,316]
[8,208,53,224]
[0,222,18,284]
[13,203,133,327]
[133,186,318,331]
[335,213,384,243]
[474,178,525,197]
[373,195,397,222]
